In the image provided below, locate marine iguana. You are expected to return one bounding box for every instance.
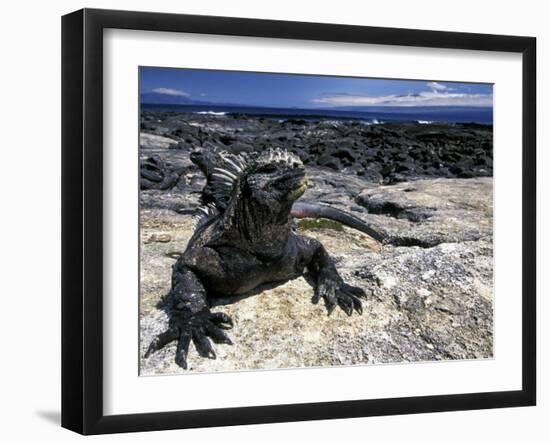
[145,147,384,369]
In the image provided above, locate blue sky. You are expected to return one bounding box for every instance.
[140,67,493,108]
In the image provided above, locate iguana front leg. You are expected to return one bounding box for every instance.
[145,260,233,369]
[298,235,367,316]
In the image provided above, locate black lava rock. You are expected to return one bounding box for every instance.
[140,111,493,184]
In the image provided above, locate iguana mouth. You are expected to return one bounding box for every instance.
[284,174,308,200]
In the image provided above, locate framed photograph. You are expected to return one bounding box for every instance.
[61,8,536,435]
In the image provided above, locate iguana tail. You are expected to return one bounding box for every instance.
[290,201,386,243]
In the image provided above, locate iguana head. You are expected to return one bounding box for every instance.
[244,148,307,208]
[198,148,307,238]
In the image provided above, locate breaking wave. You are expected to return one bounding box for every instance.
[195,111,227,116]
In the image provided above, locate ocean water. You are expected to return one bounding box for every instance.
[141,104,493,125]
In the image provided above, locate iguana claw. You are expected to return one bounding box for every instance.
[313,277,366,316]
[145,309,234,369]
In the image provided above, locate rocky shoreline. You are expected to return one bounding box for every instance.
[139,112,493,375]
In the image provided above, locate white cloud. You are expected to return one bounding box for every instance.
[311,90,492,107]
[427,81,447,92]
[151,87,189,97]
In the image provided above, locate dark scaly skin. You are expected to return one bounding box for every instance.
[145,150,367,369]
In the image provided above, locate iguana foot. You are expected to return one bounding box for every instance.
[145,309,233,369]
[312,275,366,316]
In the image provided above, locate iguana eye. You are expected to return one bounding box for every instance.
[258,164,277,174]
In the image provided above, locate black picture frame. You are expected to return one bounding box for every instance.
[61,8,537,435]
